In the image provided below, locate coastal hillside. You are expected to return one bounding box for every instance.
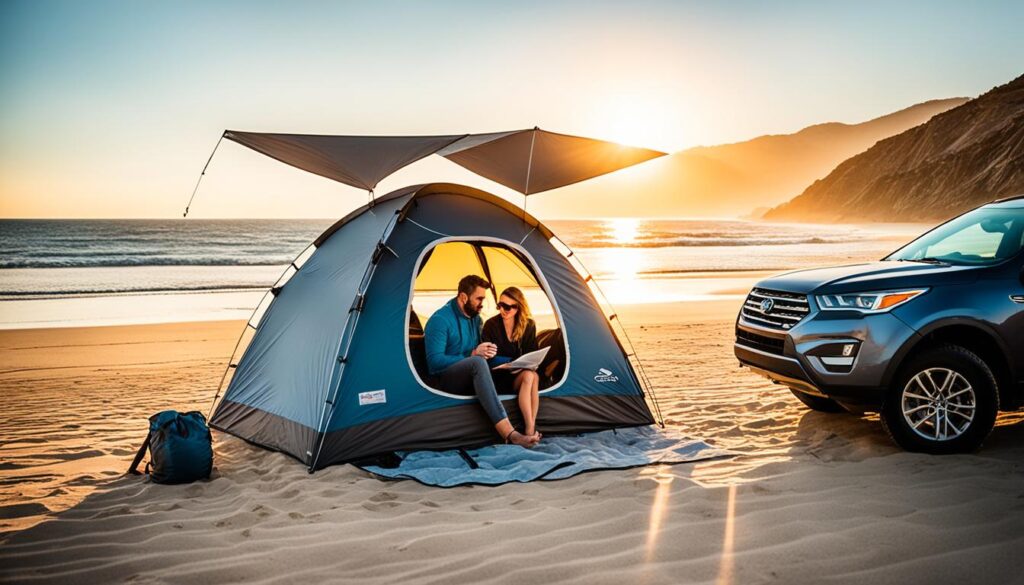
[766,74,1024,222]
[538,97,966,217]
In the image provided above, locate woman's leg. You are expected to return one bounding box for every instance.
[530,371,540,434]
[515,370,536,436]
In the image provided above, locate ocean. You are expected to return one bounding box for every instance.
[0,218,924,328]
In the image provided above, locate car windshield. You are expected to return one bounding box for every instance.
[885,206,1024,266]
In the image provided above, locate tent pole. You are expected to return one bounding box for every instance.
[554,235,667,427]
[207,321,255,418]
[183,133,225,218]
[308,210,402,471]
[522,127,537,224]
[207,240,317,419]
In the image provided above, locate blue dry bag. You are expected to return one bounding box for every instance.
[129,410,213,484]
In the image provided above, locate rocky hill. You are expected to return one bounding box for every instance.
[765,75,1024,222]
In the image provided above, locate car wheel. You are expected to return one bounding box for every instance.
[789,388,846,413]
[881,345,998,454]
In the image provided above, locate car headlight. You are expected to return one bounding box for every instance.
[816,289,927,312]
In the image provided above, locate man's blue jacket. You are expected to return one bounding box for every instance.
[424,297,482,375]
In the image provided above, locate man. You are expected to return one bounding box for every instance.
[424,274,539,447]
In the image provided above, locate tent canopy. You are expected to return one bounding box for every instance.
[224,128,666,195]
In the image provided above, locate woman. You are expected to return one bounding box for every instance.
[482,287,542,443]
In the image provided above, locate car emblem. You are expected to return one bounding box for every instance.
[760,298,775,314]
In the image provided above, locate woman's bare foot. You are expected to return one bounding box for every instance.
[508,430,540,448]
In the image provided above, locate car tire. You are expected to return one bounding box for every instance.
[881,344,998,454]
[789,388,847,413]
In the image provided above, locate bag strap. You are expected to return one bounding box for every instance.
[128,433,151,476]
[456,448,480,470]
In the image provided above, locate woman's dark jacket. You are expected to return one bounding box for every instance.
[481,316,538,363]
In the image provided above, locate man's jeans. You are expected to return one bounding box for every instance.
[438,356,507,424]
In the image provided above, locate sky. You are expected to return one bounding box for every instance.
[1,0,1022,219]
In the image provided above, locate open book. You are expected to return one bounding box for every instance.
[491,346,550,372]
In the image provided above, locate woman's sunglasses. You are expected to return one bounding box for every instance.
[497,301,519,311]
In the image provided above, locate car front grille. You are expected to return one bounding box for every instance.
[735,328,786,355]
[741,288,810,330]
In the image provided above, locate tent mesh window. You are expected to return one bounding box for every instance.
[408,240,567,395]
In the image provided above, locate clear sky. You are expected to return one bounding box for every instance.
[1,0,1022,218]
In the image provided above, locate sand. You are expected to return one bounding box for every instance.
[2,301,1023,584]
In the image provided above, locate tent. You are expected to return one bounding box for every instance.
[201,130,666,471]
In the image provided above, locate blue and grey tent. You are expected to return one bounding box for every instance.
[202,130,667,471]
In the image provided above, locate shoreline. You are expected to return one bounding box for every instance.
[0,272,767,330]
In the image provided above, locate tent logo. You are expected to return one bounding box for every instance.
[594,368,618,383]
[358,389,387,406]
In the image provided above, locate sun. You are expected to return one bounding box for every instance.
[588,93,680,151]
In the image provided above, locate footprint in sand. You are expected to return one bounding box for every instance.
[369,491,398,503]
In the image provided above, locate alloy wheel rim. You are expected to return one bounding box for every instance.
[901,367,976,442]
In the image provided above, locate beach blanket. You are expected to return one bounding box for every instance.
[355,426,731,487]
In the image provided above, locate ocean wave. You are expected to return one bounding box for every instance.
[0,257,292,269]
[0,285,270,300]
[573,236,843,248]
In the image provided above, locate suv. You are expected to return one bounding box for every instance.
[735,196,1024,453]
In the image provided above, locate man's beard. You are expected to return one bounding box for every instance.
[462,299,480,317]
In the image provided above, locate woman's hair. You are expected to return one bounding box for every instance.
[500,286,531,342]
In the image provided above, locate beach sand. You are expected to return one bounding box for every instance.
[2,300,1023,584]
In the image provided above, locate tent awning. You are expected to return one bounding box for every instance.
[223,128,666,196]
[223,131,466,192]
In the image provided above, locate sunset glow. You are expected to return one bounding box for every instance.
[588,93,684,152]
[2,2,1020,219]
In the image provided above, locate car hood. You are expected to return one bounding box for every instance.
[755,261,980,294]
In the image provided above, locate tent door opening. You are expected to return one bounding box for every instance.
[406,238,568,399]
